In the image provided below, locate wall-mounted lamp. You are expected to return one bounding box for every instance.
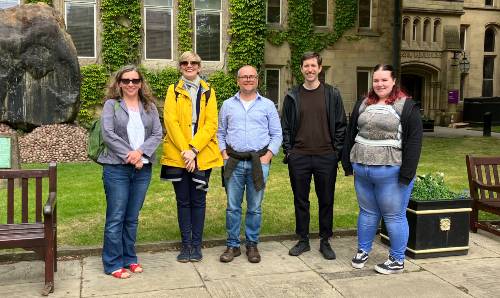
[452,51,471,73]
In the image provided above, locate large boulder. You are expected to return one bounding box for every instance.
[0,3,80,130]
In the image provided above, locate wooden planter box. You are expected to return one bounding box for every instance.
[380,197,472,259]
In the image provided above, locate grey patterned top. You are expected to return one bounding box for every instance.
[350,98,406,166]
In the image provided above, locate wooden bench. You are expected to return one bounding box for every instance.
[0,163,57,295]
[466,155,500,236]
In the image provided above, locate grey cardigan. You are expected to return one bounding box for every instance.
[97,98,163,165]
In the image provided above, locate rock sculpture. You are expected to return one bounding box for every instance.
[0,3,80,130]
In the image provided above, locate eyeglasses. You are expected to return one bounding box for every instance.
[238,75,258,81]
[120,78,141,85]
[180,61,200,67]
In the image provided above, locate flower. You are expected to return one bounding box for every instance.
[412,173,462,201]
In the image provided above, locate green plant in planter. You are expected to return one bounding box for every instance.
[411,173,464,201]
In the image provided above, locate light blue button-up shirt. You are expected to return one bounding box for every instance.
[217,92,283,155]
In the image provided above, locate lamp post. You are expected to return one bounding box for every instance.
[459,53,470,73]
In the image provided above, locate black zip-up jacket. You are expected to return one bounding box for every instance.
[281,83,347,163]
[341,97,423,185]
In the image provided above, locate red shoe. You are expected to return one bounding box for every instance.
[111,268,130,279]
[128,263,143,273]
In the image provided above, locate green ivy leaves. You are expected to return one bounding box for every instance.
[101,0,142,71]
[78,64,109,127]
[177,0,193,55]
[24,0,52,5]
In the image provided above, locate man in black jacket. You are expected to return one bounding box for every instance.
[281,52,347,259]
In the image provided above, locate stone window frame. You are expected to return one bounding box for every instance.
[402,17,410,42]
[64,0,97,59]
[412,17,421,43]
[484,26,496,53]
[460,24,468,51]
[356,68,372,101]
[266,0,281,25]
[194,0,222,62]
[358,0,372,29]
[264,68,281,107]
[312,0,328,28]
[433,18,442,44]
[143,0,173,61]
[423,18,431,43]
[485,0,493,7]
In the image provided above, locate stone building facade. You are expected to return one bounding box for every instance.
[2,0,498,123]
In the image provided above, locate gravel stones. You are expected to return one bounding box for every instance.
[18,124,89,163]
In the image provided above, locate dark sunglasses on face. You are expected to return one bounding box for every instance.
[120,78,142,85]
[180,61,200,67]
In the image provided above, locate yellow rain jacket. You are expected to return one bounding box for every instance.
[160,79,223,170]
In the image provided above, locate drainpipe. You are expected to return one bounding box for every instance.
[393,0,402,81]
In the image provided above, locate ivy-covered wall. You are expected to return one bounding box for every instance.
[25,0,52,5]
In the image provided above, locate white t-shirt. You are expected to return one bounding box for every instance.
[240,98,255,111]
[127,110,148,164]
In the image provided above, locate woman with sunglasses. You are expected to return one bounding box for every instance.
[160,51,222,262]
[98,65,162,278]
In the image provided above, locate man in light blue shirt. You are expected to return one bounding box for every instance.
[217,65,282,263]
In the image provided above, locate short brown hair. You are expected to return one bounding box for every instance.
[301,51,322,67]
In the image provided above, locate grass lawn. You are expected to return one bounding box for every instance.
[1,136,499,247]
[467,125,500,133]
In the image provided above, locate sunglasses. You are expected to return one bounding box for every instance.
[180,61,200,67]
[120,78,141,85]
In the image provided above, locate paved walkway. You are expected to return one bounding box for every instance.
[2,231,499,297]
[424,126,500,138]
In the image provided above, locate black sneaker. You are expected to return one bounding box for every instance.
[374,255,404,274]
[176,245,191,263]
[190,245,203,262]
[319,239,336,260]
[351,249,369,269]
[289,240,310,256]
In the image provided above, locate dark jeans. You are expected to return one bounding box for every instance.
[102,164,152,274]
[173,169,211,247]
[287,152,338,239]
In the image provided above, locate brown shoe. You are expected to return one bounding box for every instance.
[246,245,261,263]
[220,246,241,263]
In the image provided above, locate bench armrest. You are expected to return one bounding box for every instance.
[472,180,500,193]
[43,192,57,215]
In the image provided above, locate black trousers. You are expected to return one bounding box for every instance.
[287,152,338,239]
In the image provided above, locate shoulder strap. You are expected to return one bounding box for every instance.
[174,80,211,106]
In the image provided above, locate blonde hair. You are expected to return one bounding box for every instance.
[178,51,202,70]
[104,65,156,111]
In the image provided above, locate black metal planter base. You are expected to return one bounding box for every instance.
[380,198,472,259]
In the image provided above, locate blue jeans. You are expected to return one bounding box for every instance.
[352,163,415,262]
[224,160,270,247]
[102,164,152,274]
[172,170,211,247]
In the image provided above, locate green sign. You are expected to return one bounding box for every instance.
[0,137,11,169]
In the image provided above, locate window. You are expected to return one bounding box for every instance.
[460,25,467,51]
[484,27,495,52]
[312,0,327,27]
[358,0,371,29]
[485,0,493,6]
[195,0,221,61]
[357,70,371,100]
[433,20,441,42]
[65,0,96,58]
[265,69,280,106]
[267,0,281,24]
[482,56,494,97]
[423,19,430,42]
[144,0,172,60]
[402,18,409,41]
[0,0,19,9]
[412,19,420,41]
[319,69,326,83]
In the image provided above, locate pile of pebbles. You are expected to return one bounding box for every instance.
[15,124,90,163]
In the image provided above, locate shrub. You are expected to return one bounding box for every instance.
[207,71,239,108]
[411,172,463,200]
[79,64,109,128]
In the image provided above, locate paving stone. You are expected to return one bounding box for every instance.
[0,259,81,284]
[407,236,499,265]
[470,231,500,255]
[81,251,203,297]
[89,287,211,298]
[205,271,342,297]
[0,279,80,297]
[420,257,500,298]
[194,241,310,281]
[282,237,420,274]
[328,270,469,298]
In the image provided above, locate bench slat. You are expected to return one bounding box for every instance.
[7,178,14,224]
[0,169,49,179]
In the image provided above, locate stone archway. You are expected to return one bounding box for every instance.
[401,62,441,119]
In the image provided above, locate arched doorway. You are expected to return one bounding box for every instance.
[401,74,423,109]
